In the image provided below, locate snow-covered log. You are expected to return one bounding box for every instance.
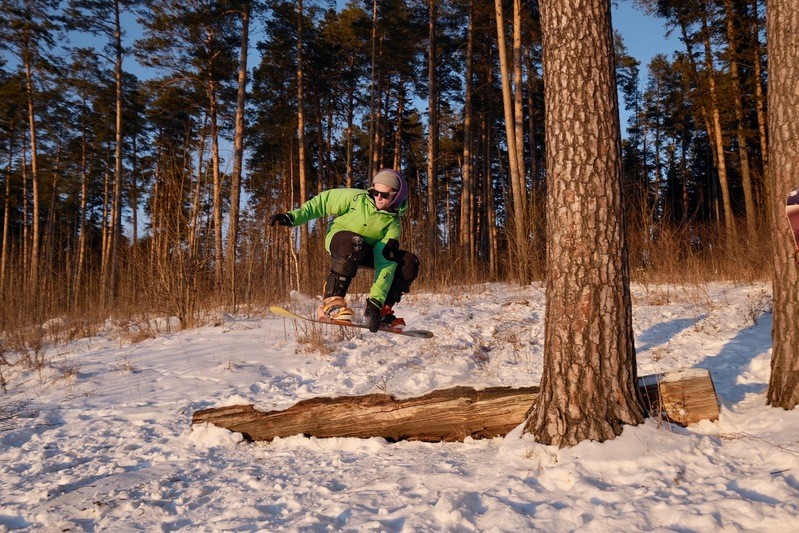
[191,369,719,442]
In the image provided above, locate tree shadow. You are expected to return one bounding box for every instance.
[636,316,705,353]
[692,314,773,406]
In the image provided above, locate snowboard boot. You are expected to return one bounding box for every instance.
[317,296,355,322]
[380,304,406,329]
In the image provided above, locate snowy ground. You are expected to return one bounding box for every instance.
[2,282,799,531]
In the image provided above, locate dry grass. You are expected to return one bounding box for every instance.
[0,218,772,386]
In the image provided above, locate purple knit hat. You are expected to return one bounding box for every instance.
[372,169,408,209]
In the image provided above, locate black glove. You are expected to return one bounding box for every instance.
[269,213,293,227]
[364,298,382,333]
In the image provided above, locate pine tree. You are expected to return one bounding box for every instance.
[527,0,645,447]
[766,0,799,409]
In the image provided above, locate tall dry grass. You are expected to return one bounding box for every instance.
[0,218,772,378]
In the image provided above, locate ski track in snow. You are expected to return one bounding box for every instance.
[2,282,799,531]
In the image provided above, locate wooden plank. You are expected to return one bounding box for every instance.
[192,369,719,442]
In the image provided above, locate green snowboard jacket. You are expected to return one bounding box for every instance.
[288,188,408,305]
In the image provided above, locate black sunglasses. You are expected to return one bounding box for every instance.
[368,188,397,200]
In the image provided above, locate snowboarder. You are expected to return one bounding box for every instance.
[269,169,419,332]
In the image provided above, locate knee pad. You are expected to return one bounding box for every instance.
[330,255,359,278]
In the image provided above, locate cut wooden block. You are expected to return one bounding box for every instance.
[637,368,720,426]
[192,369,719,443]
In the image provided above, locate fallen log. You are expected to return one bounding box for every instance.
[192,368,719,442]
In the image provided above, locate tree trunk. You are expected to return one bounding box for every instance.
[724,0,755,238]
[1,134,12,291]
[427,0,438,262]
[485,115,498,278]
[73,98,89,308]
[296,0,309,284]
[188,117,208,258]
[227,1,250,309]
[368,0,378,179]
[393,80,404,171]
[676,19,721,227]
[751,0,770,226]
[527,0,645,447]
[24,51,40,293]
[766,0,799,409]
[526,44,539,182]
[98,1,124,308]
[346,74,355,188]
[494,0,525,281]
[700,9,736,242]
[210,76,224,291]
[512,0,526,215]
[459,1,475,270]
[110,0,124,303]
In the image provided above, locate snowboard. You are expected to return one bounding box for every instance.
[787,188,799,252]
[269,306,434,339]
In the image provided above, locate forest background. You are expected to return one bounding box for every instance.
[0,0,771,352]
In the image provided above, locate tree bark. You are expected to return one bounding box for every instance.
[766,0,799,409]
[527,0,645,447]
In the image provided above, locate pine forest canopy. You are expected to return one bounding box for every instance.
[0,0,772,332]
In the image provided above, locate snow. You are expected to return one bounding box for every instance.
[2,282,799,531]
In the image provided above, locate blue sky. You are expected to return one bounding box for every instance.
[112,1,677,89]
[612,1,680,71]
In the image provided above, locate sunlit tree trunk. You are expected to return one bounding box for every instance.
[102,0,124,306]
[459,1,475,269]
[188,118,207,258]
[723,0,755,238]
[483,114,498,279]
[209,75,224,291]
[526,45,539,182]
[345,73,355,187]
[494,0,525,280]
[751,0,770,223]
[23,49,41,292]
[512,0,526,209]
[368,0,378,179]
[700,9,736,242]
[74,104,89,308]
[1,136,12,291]
[227,0,250,308]
[527,0,644,447]
[393,79,404,171]
[297,0,309,283]
[766,0,799,409]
